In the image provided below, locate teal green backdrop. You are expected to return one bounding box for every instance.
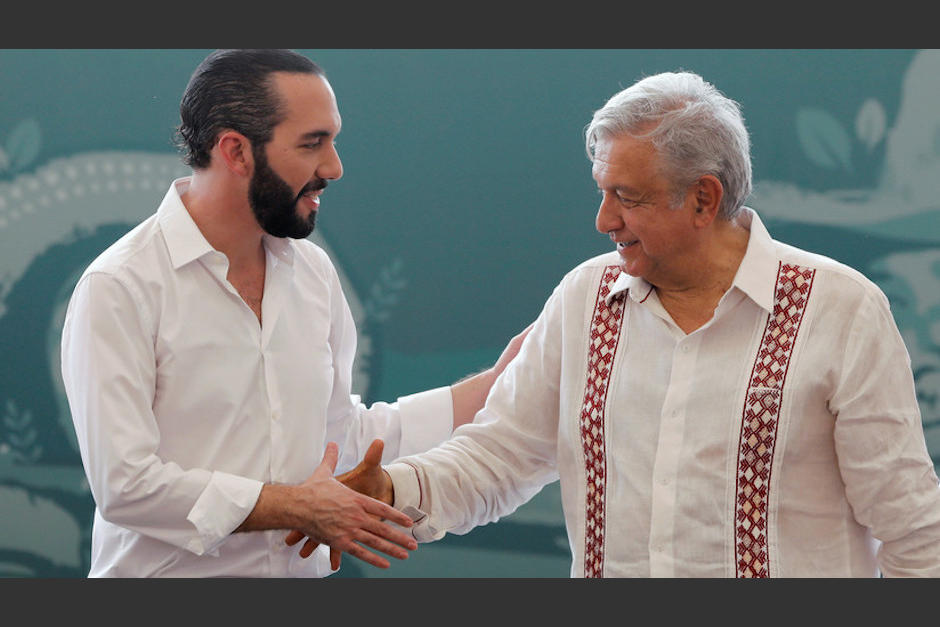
[1,49,936,577]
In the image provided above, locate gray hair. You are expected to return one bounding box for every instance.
[584,71,752,220]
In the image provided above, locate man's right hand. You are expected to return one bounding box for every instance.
[283,439,398,568]
[239,441,414,570]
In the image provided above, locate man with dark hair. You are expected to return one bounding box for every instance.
[60,49,527,577]
[299,70,940,577]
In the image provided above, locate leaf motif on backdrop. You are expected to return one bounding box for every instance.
[364,257,407,323]
[796,108,853,173]
[1,399,41,464]
[6,119,42,173]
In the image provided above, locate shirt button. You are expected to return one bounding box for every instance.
[681,345,690,353]
[271,410,280,421]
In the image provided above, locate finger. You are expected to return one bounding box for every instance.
[363,438,384,467]
[316,441,339,476]
[285,529,305,546]
[300,538,319,559]
[335,540,392,570]
[330,547,342,571]
[361,516,418,551]
[352,528,413,561]
[362,497,414,529]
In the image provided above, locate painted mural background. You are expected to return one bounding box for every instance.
[0,49,934,577]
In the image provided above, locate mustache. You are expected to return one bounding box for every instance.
[298,179,328,197]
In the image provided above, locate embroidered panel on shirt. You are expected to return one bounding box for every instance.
[734,262,816,578]
[579,265,625,578]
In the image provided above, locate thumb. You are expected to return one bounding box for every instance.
[316,441,339,476]
[363,439,384,467]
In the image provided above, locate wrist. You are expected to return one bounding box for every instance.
[237,483,303,533]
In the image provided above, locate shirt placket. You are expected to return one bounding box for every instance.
[648,333,698,576]
[259,251,291,574]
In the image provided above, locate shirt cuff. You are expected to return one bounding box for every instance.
[185,471,264,555]
[388,461,422,510]
[387,461,442,543]
[397,385,453,457]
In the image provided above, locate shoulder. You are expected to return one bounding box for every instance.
[290,236,330,260]
[81,213,163,282]
[561,250,622,285]
[288,236,336,275]
[542,250,624,307]
[285,237,349,299]
[775,240,889,310]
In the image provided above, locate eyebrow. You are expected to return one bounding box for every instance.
[600,184,645,197]
[299,130,333,141]
[614,185,643,194]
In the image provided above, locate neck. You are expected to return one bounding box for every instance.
[654,216,750,333]
[182,170,265,270]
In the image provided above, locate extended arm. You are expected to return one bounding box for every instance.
[322,260,532,473]
[449,322,534,429]
[289,287,565,558]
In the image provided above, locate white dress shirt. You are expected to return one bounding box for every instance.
[389,208,940,577]
[61,178,454,577]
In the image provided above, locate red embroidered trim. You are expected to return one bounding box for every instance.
[734,262,816,578]
[579,265,625,578]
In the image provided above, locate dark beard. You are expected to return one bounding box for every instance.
[249,147,325,239]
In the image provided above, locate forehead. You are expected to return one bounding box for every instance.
[270,71,342,136]
[591,133,660,182]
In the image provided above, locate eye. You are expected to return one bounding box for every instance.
[615,193,642,208]
[302,139,337,151]
[597,188,642,208]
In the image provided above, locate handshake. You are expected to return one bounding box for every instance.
[281,439,409,571]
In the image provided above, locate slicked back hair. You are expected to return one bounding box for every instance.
[176,49,324,169]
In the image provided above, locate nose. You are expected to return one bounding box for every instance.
[318,141,343,181]
[595,191,621,235]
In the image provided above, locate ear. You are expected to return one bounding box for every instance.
[691,174,724,227]
[214,130,254,178]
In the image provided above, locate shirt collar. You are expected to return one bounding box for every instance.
[262,232,294,266]
[157,177,217,270]
[157,177,295,270]
[606,270,645,305]
[604,206,778,312]
[729,207,777,313]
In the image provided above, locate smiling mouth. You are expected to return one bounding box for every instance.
[298,179,328,201]
[617,240,639,250]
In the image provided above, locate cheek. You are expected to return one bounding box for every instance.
[622,215,650,241]
[270,154,310,188]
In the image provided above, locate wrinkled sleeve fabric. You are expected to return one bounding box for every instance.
[61,272,262,556]
[388,282,566,542]
[320,254,453,474]
[830,287,940,576]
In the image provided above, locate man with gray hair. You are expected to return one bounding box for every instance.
[289,71,940,576]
